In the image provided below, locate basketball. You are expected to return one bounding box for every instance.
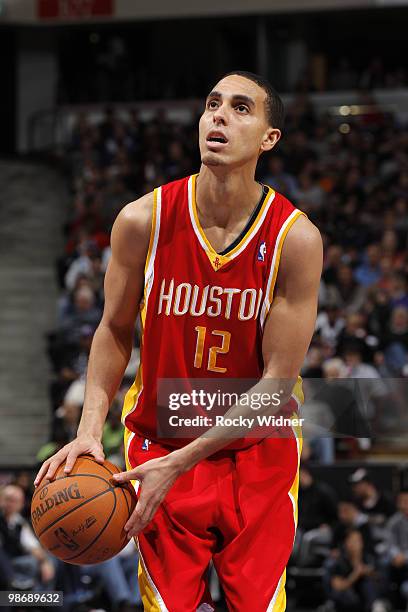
[31,455,137,565]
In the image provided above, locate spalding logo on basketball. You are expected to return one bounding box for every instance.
[31,456,136,565]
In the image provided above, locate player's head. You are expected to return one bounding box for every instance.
[199,71,284,170]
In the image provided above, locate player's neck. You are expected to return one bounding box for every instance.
[196,166,261,225]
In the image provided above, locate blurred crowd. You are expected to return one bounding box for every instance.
[292,466,408,612]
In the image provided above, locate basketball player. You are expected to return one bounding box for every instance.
[35,71,322,610]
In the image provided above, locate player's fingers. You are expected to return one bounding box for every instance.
[64,450,80,474]
[34,461,51,486]
[128,504,156,538]
[146,500,160,524]
[125,501,145,535]
[92,446,105,463]
[113,467,141,483]
[125,485,150,532]
[44,456,65,481]
[127,490,161,537]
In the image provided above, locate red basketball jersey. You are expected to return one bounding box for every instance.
[122,174,305,450]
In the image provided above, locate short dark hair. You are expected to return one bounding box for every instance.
[222,70,285,131]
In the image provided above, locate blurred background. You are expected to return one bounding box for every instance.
[0,0,407,610]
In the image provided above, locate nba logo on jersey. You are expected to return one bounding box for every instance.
[142,439,150,451]
[257,241,267,262]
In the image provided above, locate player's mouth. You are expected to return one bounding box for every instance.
[206,131,228,150]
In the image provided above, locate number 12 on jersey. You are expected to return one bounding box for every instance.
[194,326,231,373]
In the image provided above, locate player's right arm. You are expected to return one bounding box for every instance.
[34,193,153,486]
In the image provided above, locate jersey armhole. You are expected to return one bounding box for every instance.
[259,209,306,329]
[144,187,162,279]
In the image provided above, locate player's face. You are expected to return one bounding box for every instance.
[199,75,280,169]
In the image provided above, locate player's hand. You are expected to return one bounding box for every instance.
[113,455,182,538]
[34,435,105,487]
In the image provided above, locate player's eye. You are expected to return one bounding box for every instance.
[236,104,249,113]
[207,100,219,109]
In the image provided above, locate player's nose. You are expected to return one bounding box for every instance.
[213,103,228,125]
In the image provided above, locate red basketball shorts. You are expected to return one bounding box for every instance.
[125,426,301,612]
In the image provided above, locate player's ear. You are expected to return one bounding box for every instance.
[260,127,281,154]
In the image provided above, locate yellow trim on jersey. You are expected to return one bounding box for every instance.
[269,569,287,611]
[267,209,305,308]
[144,187,159,276]
[191,173,274,271]
[267,410,302,611]
[292,375,304,405]
[123,427,133,470]
[138,551,167,611]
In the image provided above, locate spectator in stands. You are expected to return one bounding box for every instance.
[354,245,382,288]
[262,155,297,199]
[337,314,370,361]
[332,500,375,556]
[53,400,81,443]
[301,344,325,378]
[293,170,325,212]
[349,469,395,530]
[383,305,408,375]
[58,324,94,387]
[383,489,408,606]
[343,345,380,379]
[83,540,142,612]
[388,273,408,309]
[48,324,94,414]
[326,266,367,315]
[322,245,344,287]
[366,289,392,346]
[327,529,386,612]
[12,473,34,521]
[294,466,338,566]
[315,305,345,350]
[319,358,371,443]
[0,485,55,590]
[64,241,104,294]
[59,287,101,343]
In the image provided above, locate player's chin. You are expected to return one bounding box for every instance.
[201,151,228,167]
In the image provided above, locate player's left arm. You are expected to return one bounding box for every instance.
[262,214,323,380]
[114,215,322,538]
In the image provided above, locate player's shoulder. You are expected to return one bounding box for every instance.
[113,174,192,239]
[266,187,322,249]
[110,192,154,266]
[283,213,322,263]
[114,191,154,237]
[280,211,322,282]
